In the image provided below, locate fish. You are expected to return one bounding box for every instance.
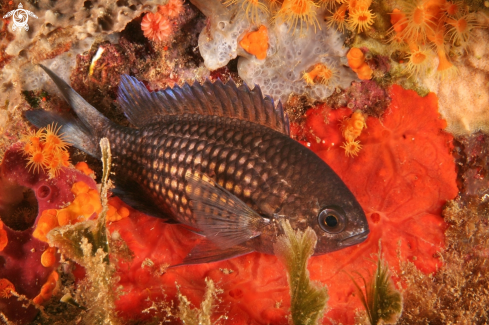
[25,65,370,265]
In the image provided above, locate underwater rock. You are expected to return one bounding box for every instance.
[424,29,489,136]
[0,0,167,121]
[292,85,458,323]
[190,0,358,102]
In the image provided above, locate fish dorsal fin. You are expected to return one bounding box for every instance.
[117,76,290,135]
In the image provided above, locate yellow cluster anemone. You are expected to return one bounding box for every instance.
[340,110,367,157]
[302,62,337,85]
[325,0,376,34]
[389,0,484,79]
[21,124,70,178]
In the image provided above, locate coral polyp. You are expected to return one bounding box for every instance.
[446,13,482,47]
[225,0,269,23]
[405,46,432,76]
[341,140,363,157]
[141,12,173,42]
[276,0,321,34]
[347,8,376,33]
[158,0,184,18]
[0,279,15,298]
[21,124,71,178]
[303,63,337,85]
[400,0,438,41]
[326,3,348,32]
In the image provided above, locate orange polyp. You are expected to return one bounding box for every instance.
[26,150,48,174]
[341,140,362,157]
[341,110,366,143]
[413,7,425,25]
[302,63,336,85]
[43,123,69,152]
[326,3,348,32]
[0,279,15,298]
[21,124,72,177]
[348,8,376,33]
[445,1,461,16]
[391,8,407,33]
[406,47,432,77]
[276,0,320,34]
[225,0,269,23]
[436,48,458,79]
[33,271,59,305]
[437,49,453,71]
[239,25,269,60]
[41,247,57,267]
[57,210,71,226]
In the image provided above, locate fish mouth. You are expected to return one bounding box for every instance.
[339,231,370,247]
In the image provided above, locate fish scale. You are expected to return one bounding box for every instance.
[26,65,370,265]
[109,115,293,231]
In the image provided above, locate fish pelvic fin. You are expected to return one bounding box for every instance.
[185,171,270,249]
[118,75,290,135]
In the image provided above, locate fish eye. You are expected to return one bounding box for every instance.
[318,206,346,234]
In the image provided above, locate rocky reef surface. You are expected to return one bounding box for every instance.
[0,0,489,324]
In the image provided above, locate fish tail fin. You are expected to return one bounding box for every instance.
[24,64,112,158]
[24,110,100,158]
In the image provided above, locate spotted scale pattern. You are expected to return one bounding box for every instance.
[106,113,328,253]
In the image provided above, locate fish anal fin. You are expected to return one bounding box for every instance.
[117,76,290,135]
[174,239,253,266]
[185,171,270,249]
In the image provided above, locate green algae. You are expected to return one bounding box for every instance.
[273,220,328,325]
[349,243,402,325]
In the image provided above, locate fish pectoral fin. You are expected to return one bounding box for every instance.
[175,239,253,266]
[185,172,270,249]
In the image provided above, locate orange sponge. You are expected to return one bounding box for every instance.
[0,221,7,251]
[41,247,58,268]
[57,181,102,226]
[33,209,60,243]
[107,197,131,222]
[239,25,269,60]
[33,271,58,305]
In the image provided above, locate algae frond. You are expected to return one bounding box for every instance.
[349,243,402,325]
[177,277,224,325]
[46,138,119,324]
[273,220,329,325]
[398,197,489,324]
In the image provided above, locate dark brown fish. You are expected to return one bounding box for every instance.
[26,65,369,265]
